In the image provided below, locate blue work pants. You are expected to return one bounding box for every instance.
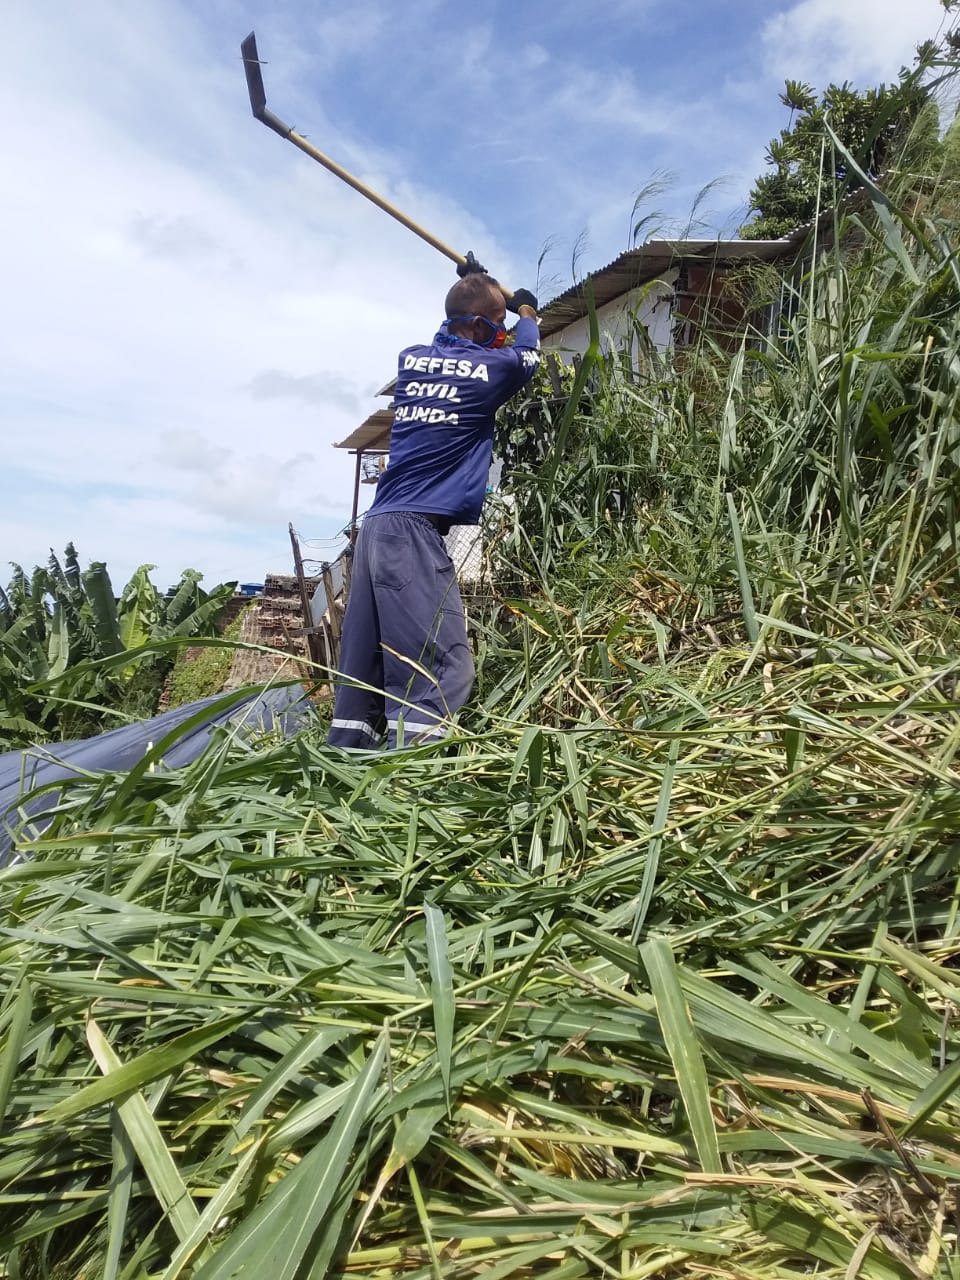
[328,512,475,749]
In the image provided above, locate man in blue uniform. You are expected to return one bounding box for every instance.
[329,267,540,749]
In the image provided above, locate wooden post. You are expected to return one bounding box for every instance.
[288,523,322,668]
[349,450,363,544]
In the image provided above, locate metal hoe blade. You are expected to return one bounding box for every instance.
[241,32,292,138]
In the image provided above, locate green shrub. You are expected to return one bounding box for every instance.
[165,607,249,708]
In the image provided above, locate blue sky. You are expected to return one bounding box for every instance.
[2,0,950,590]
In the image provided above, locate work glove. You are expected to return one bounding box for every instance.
[507,287,538,314]
[456,251,487,277]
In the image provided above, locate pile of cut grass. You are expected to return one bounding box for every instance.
[2,618,959,1277]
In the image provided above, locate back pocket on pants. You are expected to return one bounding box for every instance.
[372,533,412,591]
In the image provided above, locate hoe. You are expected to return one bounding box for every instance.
[240,32,513,299]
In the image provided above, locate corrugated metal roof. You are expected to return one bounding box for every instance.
[335,408,393,452]
[536,236,801,339]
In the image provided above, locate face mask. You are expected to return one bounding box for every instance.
[446,316,507,348]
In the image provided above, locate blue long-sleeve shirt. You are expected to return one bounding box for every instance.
[368,315,540,526]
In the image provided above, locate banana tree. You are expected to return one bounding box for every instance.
[0,548,237,749]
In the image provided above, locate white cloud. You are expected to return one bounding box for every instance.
[178,451,333,525]
[159,431,232,474]
[248,371,363,414]
[548,67,699,140]
[128,214,236,265]
[761,0,949,87]
[151,434,341,524]
[523,43,550,71]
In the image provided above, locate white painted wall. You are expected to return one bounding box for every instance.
[542,272,678,360]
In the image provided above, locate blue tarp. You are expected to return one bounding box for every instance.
[0,686,316,865]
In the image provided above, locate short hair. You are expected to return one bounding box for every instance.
[445,273,503,319]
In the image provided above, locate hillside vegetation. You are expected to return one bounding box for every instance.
[2,128,960,1276]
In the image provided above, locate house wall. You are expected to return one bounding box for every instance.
[672,262,755,352]
[542,273,677,359]
[672,260,794,353]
